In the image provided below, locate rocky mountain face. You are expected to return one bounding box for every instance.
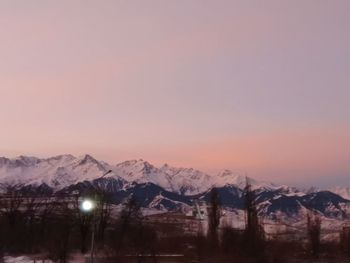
[0,154,349,220]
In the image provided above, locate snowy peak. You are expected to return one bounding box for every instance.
[16,156,41,166]
[113,160,214,195]
[159,164,214,195]
[116,159,153,170]
[76,154,107,172]
[115,159,160,181]
[0,154,348,200]
[45,154,75,162]
[0,154,348,220]
[78,154,98,164]
[214,169,281,191]
[0,156,41,167]
[215,169,247,188]
[0,155,288,195]
[113,159,172,192]
[330,186,350,200]
[0,154,122,189]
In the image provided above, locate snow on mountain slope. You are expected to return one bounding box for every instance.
[159,164,214,195]
[0,155,293,195]
[1,155,217,194]
[214,169,281,190]
[113,159,172,190]
[0,154,348,220]
[0,154,120,189]
[330,186,350,200]
[112,161,284,195]
[113,160,222,195]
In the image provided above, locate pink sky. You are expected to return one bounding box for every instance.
[0,1,349,186]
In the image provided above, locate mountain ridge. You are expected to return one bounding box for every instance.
[0,154,288,195]
[0,154,349,220]
[0,154,348,196]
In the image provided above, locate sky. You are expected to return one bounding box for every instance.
[0,1,349,187]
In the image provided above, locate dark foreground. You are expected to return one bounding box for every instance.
[1,188,350,262]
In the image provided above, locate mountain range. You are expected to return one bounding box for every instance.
[0,154,349,220]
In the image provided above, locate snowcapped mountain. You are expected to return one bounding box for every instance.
[214,169,281,190]
[0,154,121,189]
[112,160,286,195]
[112,159,216,195]
[0,154,348,199]
[112,159,172,190]
[112,162,286,195]
[329,186,350,200]
[0,154,349,219]
[0,155,218,195]
[158,164,214,195]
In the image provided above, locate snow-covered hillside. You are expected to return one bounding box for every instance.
[112,159,172,191]
[159,164,214,195]
[0,154,119,189]
[0,154,348,200]
[214,169,282,190]
[0,155,285,195]
[330,186,350,200]
[112,161,286,194]
[0,154,349,220]
[112,160,219,195]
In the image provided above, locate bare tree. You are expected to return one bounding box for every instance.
[22,191,43,253]
[207,187,221,248]
[109,195,159,261]
[112,196,143,254]
[44,202,74,263]
[96,191,112,243]
[73,195,93,253]
[307,212,321,257]
[0,184,24,228]
[340,227,350,255]
[243,178,265,258]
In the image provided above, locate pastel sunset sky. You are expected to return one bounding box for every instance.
[1,1,349,187]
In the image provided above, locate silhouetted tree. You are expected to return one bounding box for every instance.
[0,184,24,228]
[109,195,158,262]
[45,202,74,263]
[73,195,93,253]
[96,191,112,243]
[307,212,321,257]
[340,227,350,255]
[207,187,221,248]
[243,178,265,259]
[111,196,143,256]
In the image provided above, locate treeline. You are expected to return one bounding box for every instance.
[199,185,350,262]
[0,183,162,262]
[0,183,349,263]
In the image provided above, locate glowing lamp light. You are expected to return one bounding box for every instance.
[81,199,94,211]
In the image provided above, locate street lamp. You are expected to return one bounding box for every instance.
[81,169,112,263]
[81,199,94,212]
